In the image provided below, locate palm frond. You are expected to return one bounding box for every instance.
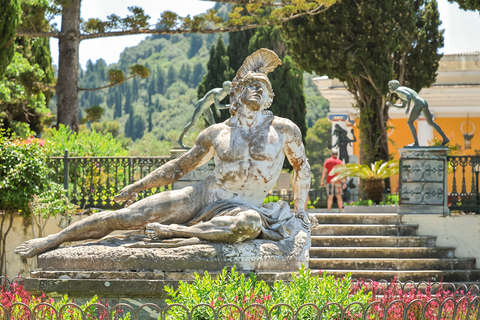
[330,160,399,182]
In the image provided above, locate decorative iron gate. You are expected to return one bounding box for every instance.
[48,151,172,210]
[448,155,480,214]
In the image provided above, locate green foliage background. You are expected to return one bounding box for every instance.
[73,27,328,156]
[0,0,20,78]
[282,0,444,166]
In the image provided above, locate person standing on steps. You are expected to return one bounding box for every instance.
[320,149,346,213]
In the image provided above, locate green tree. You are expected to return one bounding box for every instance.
[156,66,165,94]
[197,36,231,123]
[306,117,332,190]
[282,0,444,166]
[124,86,132,114]
[448,0,480,10]
[0,1,55,135]
[188,34,203,58]
[0,0,20,77]
[167,65,176,88]
[133,114,145,140]
[13,1,332,131]
[113,89,122,118]
[226,29,256,73]
[192,62,204,88]
[0,52,51,136]
[249,25,307,140]
[125,107,135,139]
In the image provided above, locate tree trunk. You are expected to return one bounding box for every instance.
[358,96,390,166]
[56,0,81,132]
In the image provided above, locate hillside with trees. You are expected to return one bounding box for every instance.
[73,32,226,152]
[71,30,329,156]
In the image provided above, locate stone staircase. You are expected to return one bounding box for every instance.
[309,212,480,283]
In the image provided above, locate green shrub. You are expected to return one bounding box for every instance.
[43,124,128,157]
[0,130,53,216]
[165,265,371,320]
[263,195,280,204]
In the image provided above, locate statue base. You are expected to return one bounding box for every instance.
[398,147,449,215]
[25,226,310,297]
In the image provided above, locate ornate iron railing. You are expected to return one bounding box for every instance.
[448,155,480,214]
[266,189,398,208]
[48,151,172,210]
[1,276,479,320]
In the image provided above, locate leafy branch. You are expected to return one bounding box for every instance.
[16,0,336,40]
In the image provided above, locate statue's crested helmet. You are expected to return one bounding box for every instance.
[231,48,282,99]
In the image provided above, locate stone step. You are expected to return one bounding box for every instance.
[309,258,476,271]
[315,213,401,225]
[315,269,480,283]
[311,235,437,247]
[312,224,418,236]
[309,247,455,258]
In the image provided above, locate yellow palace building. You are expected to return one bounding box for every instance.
[313,52,480,192]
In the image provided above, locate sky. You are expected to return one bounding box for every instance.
[49,0,480,69]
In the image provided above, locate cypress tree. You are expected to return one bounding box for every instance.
[188,34,203,58]
[191,63,204,88]
[0,0,20,77]
[124,86,132,114]
[156,66,165,94]
[113,89,122,118]
[133,115,145,140]
[125,107,135,139]
[147,109,153,132]
[132,77,139,101]
[184,64,192,86]
[226,28,256,77]
[167,65,176,88]
[197,36,231,99]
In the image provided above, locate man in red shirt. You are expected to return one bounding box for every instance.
[320,148,346,212]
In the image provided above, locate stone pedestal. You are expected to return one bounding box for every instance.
[398,147,449,215]
[25,220,310,297]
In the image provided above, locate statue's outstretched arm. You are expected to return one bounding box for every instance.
[114,130,215,204]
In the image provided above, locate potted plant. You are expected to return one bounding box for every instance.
[330,159,399,204]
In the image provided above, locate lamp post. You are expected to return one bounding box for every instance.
[461,114,475,149]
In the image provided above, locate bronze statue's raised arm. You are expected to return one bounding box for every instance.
[114,130,215,205]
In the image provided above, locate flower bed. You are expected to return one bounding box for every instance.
[1,267,479,319]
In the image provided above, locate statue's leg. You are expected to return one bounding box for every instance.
[204,108,215,126]
[408,106,422,146]
[178,108,203,146]
[146,210,262,243]
[15,184,209,257]
[177,121,193,147]
[423,108,449,145]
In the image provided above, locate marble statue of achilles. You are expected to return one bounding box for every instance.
[16,48,317,258]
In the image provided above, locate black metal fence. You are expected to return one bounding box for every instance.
[1,277,479,320]
[49,152,401,211]
[266,189,398,209]
[48,151,172,210]
[448,155,480,214]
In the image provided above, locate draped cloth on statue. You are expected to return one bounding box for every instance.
[186,200,296,241]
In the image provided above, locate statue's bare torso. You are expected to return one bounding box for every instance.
[207,115,287,206]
